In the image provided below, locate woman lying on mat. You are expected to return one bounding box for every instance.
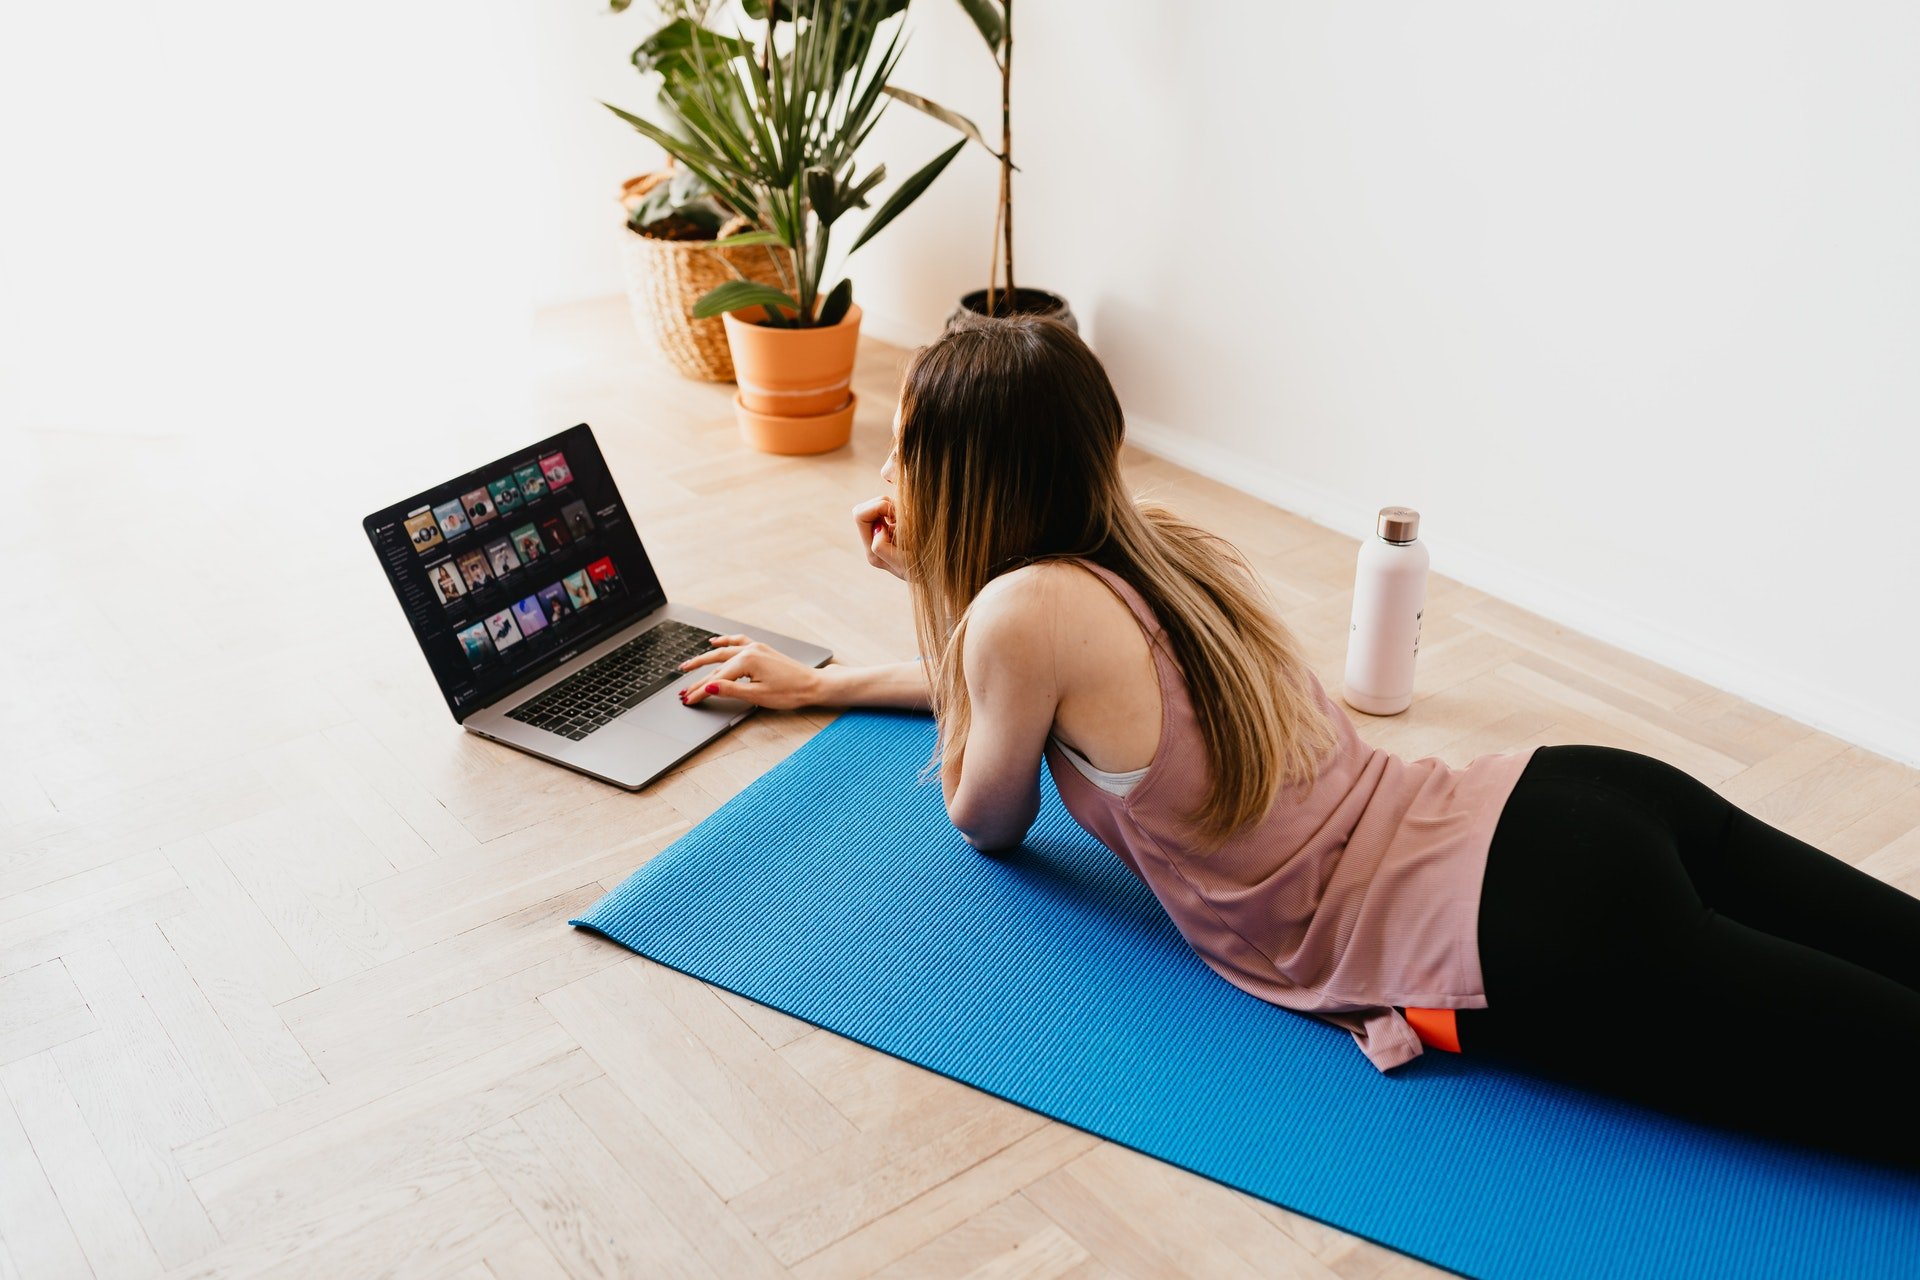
[675,313,1920,1172]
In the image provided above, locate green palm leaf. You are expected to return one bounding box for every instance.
[954,0,1004,50]
[690,280,801,320]
[846,137,966,254]
[881,85,1004,160]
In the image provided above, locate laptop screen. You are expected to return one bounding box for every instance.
[363,423,666,720]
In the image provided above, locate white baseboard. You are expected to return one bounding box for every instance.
[855,305,1918,769]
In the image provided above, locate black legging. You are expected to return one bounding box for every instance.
[1452,744,1920,1171]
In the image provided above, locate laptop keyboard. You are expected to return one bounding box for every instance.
[505,620,724,741]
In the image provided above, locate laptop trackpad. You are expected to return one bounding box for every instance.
[629,692,740,743]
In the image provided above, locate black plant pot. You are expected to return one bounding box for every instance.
[948,287,1078,334]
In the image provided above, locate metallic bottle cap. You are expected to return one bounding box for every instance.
[1377,506,1420,543]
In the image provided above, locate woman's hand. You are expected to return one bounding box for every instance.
[852,495,910,581]
[677,635,826,709]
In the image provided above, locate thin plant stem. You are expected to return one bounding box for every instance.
[1001,0,1014,303]
[986,146,1005,316]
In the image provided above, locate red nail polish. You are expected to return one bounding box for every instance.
[706,683,719,695]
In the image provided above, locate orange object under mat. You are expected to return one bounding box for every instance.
[1404,1006,1460,1053]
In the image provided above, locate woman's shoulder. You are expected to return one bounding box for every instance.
[975,560,1064,615]
[975,559,1151,656]
[964,565,1068,666]
[975,559,1169,674]
[983,556,1144,629]
[982,557,1119,611]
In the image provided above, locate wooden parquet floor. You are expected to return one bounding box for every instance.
[5,296,1917,1279]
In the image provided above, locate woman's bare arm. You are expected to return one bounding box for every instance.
[678,640,930,712]
[815,659,933,711]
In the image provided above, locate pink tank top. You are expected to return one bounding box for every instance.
[1044,559,1539,1072]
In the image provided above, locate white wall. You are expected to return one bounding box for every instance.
[529,2,680,307]
[0,0,663,455]
[840,0,1920,769]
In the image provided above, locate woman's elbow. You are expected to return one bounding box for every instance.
[948,805,1036,855]
[958,815,1032,854]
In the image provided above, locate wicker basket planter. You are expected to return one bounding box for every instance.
[618,172,788,383]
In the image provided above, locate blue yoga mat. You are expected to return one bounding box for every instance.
[572,707,1920,1279]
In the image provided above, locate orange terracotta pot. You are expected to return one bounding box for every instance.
[732,390,857,456]
[722,303,862,418]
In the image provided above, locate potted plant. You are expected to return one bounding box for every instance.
[605,0,974,455]
[610,1,787,382]
[618,163,788,382]
[887,0,1074,329]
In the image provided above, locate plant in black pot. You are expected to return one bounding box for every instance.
[887,0,1074,330]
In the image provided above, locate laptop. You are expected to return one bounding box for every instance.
[363,422,833,790]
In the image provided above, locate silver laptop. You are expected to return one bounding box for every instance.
[363,422,832,790]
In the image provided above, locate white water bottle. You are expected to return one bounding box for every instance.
[1343,506,1428,715]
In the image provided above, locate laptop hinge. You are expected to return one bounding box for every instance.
[463,593,670,721]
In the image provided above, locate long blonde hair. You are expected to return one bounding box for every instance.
[897,314,1340,856]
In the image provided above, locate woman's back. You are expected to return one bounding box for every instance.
[1040,556,1540,1073]
[1045,558,1166,777]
